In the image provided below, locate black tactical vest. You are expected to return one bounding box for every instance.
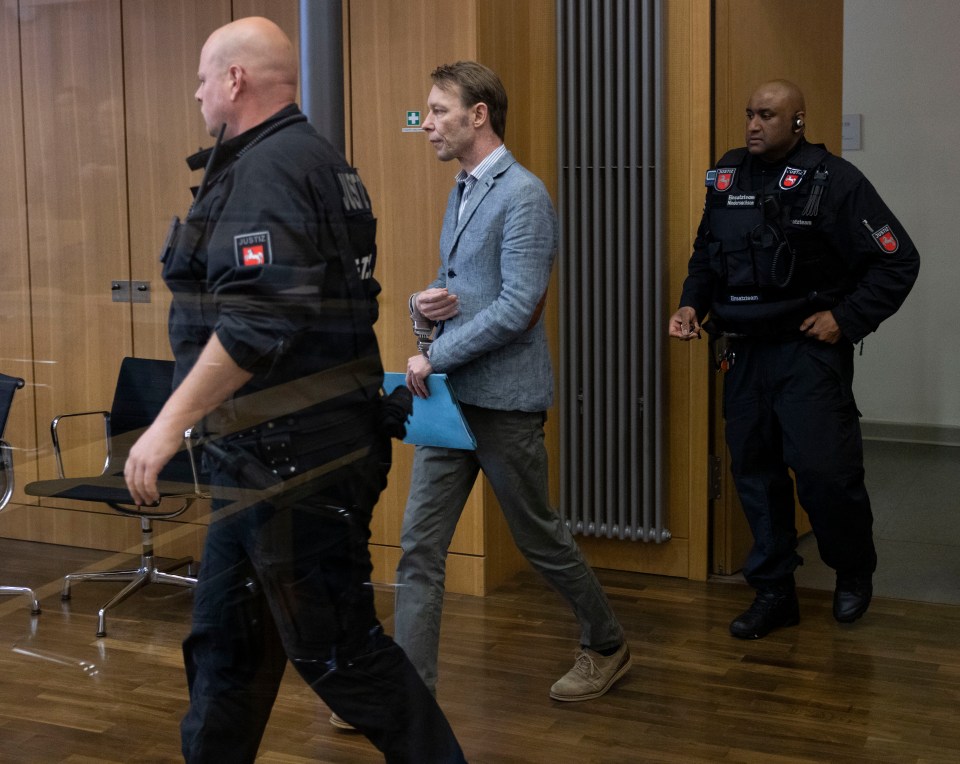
[704,144,843,335]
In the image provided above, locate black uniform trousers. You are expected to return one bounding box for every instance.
[180,433,465,763]
[722,336,878,589]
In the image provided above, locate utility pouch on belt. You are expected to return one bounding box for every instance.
[258,431,293,468]
[203,438,283,492]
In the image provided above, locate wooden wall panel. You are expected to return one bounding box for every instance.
[476,2,557,198]
[3,2,231,554]
[3,2,230,555]
[232,0,300,60]
[124,0,232,362]
[661,0,713,579]
[0,3,38,513]
[20,0,132,492]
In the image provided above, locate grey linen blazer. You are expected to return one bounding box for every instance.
[426,149,558,412]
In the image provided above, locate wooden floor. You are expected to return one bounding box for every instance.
[0,537,958,763]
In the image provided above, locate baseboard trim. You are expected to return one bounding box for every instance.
[861,420,960,447]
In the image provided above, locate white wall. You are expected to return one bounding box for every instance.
[844,0,960,433]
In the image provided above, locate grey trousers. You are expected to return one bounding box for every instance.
[394,404,624,692]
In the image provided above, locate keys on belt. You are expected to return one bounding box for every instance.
[716,346,736,373]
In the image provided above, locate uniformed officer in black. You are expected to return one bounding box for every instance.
[123,16,465,763]
[669,80,919,639]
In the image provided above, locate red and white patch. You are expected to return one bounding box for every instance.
[779,166,806,190]
[872,224,899,253]
[714,168,736,192]
[242,244,265,266]
[234,231,273,267]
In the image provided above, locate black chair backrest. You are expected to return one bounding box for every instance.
[0,373,24,439]
[110,357,177,440]
[109,358,195,485]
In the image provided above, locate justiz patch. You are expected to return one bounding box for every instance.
[234,231,273,267]
[872,224,899,253]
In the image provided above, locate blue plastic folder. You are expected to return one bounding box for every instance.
[382,372,476,450]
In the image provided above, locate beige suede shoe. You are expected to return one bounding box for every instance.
[549,643,632,701]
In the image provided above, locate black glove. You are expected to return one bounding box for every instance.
[381,386,413,440]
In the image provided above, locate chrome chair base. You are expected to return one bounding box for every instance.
[0,585,41,615]
[61,517,197,638]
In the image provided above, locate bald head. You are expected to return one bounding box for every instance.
[744,79,806,162]
[195,16,298,139]
[751,79,805,115]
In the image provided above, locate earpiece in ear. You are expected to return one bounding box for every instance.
[794,116,804,131]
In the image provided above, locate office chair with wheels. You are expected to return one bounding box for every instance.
[25,357,208,637]
[0,373,41,615]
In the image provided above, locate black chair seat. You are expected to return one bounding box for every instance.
[24,357,206,637]
[25,475,200,514]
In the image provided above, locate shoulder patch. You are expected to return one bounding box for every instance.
[871,224,899,253]
[713,168,736,192]
[234,231,273,267]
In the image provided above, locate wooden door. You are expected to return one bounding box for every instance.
[711,0,844,574]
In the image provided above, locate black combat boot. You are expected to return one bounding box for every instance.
[729,585,800,639]
[833,573,873,623]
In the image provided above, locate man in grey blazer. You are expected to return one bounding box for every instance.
[395,61,630,702]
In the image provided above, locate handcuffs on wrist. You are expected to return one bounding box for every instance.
[409,292,435,357]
